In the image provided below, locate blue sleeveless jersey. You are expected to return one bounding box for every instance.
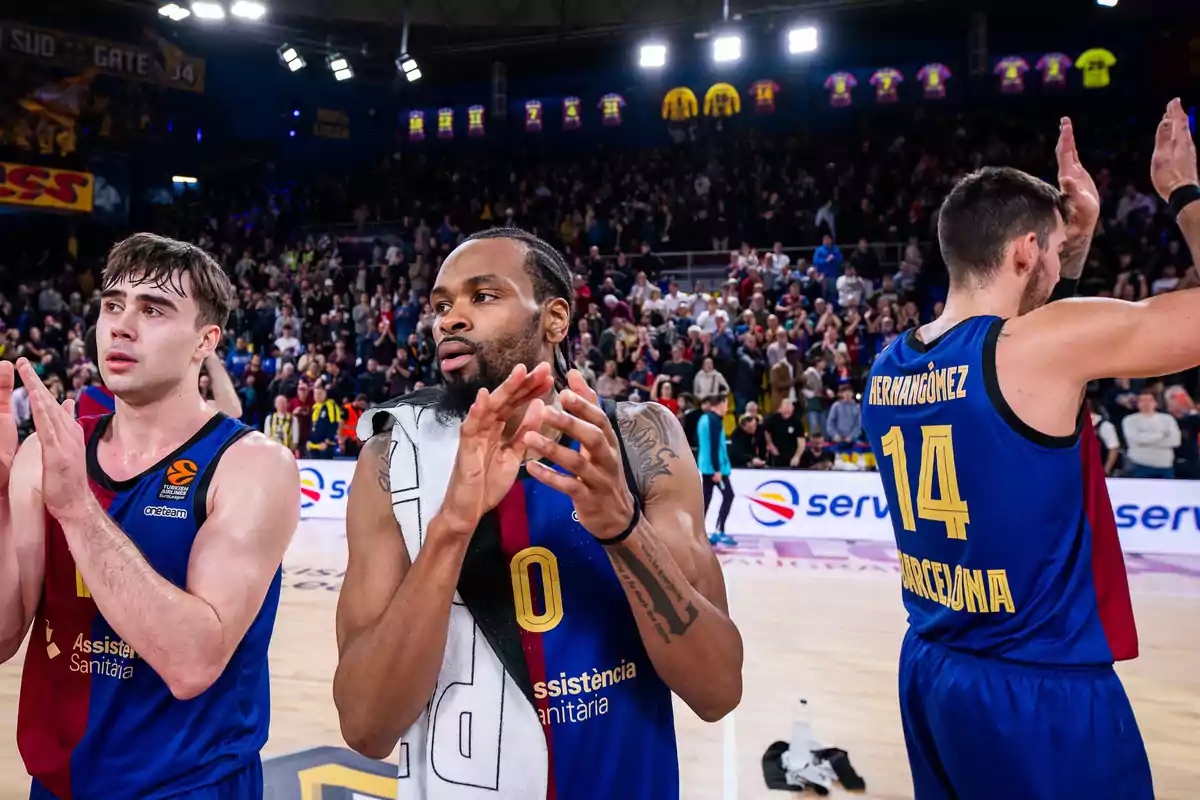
[486,437,678,799]
[861,316,1134,666]
[18,413,280,799]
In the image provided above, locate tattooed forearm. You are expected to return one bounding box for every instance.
[1060,232,1093,281]
[616,404,681,496]
[608,534,699,644]
[364,435,392,493]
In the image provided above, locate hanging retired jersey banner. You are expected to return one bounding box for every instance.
[1036,53,1073,88]
[824,72,857,107]
[563,96,582,130]
[407,110,425,141]
[524,100,543,132]
[467,105,485,137]
[704,82,741,117]
[599,93,625,126]
[662,87,698,121]
[437,108,454,139]
[750,79,780,113]
[1076,48,1117,89]
[870,68,903,103]
[994,56,1030,94]
[916,63,951,99]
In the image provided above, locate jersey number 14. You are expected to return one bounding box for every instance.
[879,425,970,539]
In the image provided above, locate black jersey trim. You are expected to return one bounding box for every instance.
[982,318,1082,449]
[87,413,229,492]
[192,426,254,527]
[458,509,534,706]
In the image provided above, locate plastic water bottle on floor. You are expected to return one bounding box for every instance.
[788,698,816,757]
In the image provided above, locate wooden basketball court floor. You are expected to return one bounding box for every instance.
[1,519,1198,799]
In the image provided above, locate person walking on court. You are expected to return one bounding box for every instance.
[698,394,735,545]
[861,101,1199,800]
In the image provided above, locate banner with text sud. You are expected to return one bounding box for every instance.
[0,21,205,92]
[710,469,1200,556]
[0,161,93,212]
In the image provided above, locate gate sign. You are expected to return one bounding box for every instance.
[0,20,205,92]
[0,161,93,212]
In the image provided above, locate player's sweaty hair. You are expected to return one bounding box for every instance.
[937,166,1071,285]
[103,232,235,330]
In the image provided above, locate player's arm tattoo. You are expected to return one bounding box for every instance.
[616,402,680,497]
[364,418,394,493]
[608,403,698,643]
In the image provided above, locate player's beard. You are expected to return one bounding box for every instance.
[1017,251,1055,316]
[436,309,544,424]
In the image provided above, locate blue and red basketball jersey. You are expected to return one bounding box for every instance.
[862,316,1138,665]
[74,386,115,419]
[485,438,679,799]
[18,413,279,799]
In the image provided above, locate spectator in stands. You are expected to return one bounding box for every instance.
[826,385,863,446]
[306,384,342,459]
[1121,389,1181,478]
[693,357,730,399]
[264,395,300,456]
[1088,399,1123,476]
[800,355,828,435]
[1165,386,1200,480]
[595,359,627,400]
[813,234,844,281]
[799,433,836,470]
[764,399,804,468]
[730,415,768,468]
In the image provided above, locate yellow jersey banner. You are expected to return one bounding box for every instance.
[0,161,93,212]
[662,87,698,121]
[704,83,741,117]
[0,21,205,92]
[1076,48,1116,89]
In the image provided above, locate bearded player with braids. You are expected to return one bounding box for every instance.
[334,228,743,799]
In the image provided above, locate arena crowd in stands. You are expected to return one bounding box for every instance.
[2,108,1198,477]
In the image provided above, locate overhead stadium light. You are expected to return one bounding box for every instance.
[713,34,742,64]
[158,3,191,21]
[639,42,668,69]
[231,0,266,19]
[172,175,198,184]
[278,43,305,71]
[788,26,819,54]
[1096,0,1117,5]
[328,53,353,81]
[191,2,225,20]
[397,54,421,82]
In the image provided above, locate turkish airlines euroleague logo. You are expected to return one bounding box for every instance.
[158,459,198,501]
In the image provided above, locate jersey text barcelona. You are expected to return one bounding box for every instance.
[861,317,1135,666]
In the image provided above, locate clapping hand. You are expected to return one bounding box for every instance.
[522,370,637,541]
[440,362,554,536]
[1056,117,1101,236]
[17,358,88,522]
[1151,98,1198,201]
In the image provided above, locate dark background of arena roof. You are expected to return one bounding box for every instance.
[32,0,1200,89]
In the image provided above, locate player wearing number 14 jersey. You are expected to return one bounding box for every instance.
[334,228,742,799]
[860,108,1200,800]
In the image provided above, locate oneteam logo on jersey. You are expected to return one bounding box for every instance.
[748,480,801,527]
[144,505,188,519]
[158,458,198,501]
